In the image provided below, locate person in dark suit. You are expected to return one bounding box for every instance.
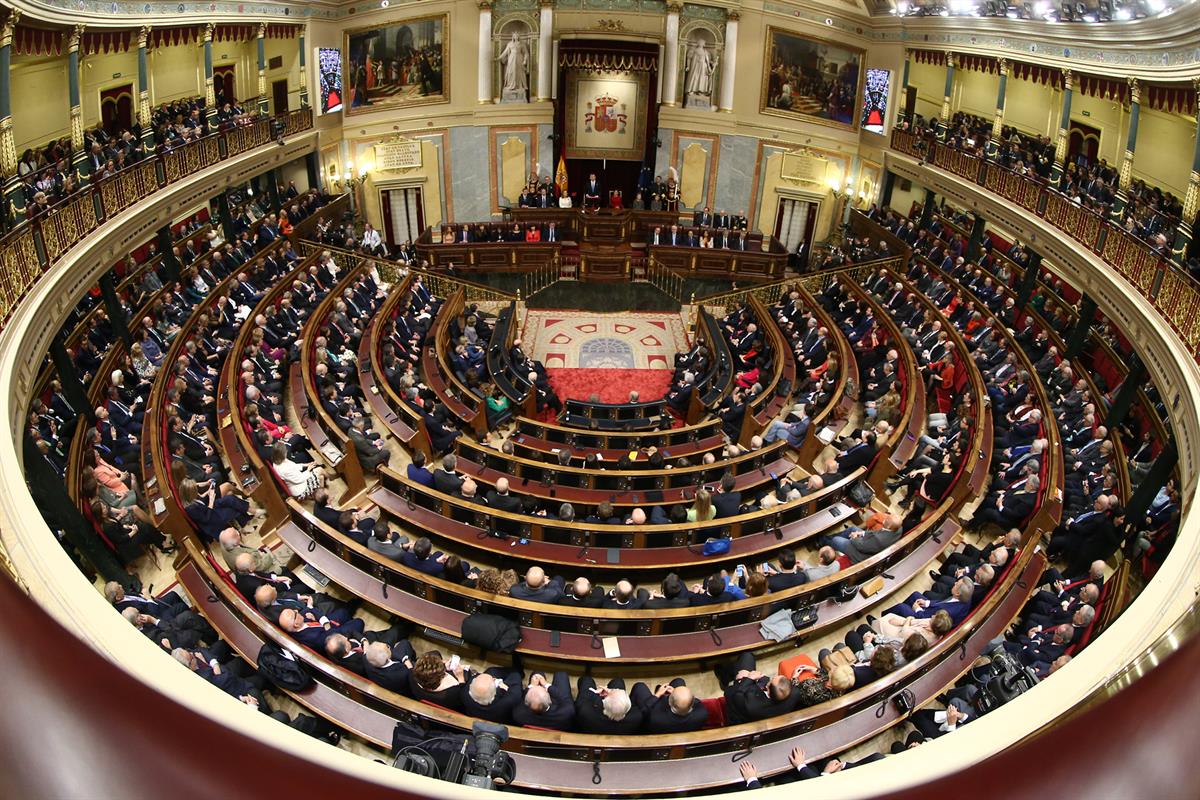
[693,206,713,228]
[509,567,565,602]
[406,450,435,487]
[687,575,736,606]
[835,432,878,475]
[971,476,1039,531]
[631,679,709,733]
[722,653,800,724]
[886,578,974,626]
[712,472,742,518]
[574,676,645,734]
[740,745,875,787]
[363,640,416,692]
[761,549,810,590]
[484,477,523,514]
[231,553,295,602]
[348,417,390,471]
[583,173,603,208]
[644,574,690,608]
[461,669,525,723]
[400,536,446,576]
[278,607,366,651]
[512,671,575,731]
[432,454,464,495]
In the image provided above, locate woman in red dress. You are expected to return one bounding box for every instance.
[933,358,956,414]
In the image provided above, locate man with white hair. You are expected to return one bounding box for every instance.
[574,676,643,734]
[461,667,525,723]
[217,527,278,574]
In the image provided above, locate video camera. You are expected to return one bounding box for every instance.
[972,651,1040,715]
[392,720,516,791]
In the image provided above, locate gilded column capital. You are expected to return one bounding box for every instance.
[203,22,215,43]
[1062,69,1073,91]
[138,25,151,49]
[945,52,956,69]
[257,22,267,39]
[539,0,555,7]
[69,24,84,54]
[726,10,740,21]
[1127,77,1139,105]
[666,1,684,14]
[1,11,20,49]
[997,57,1008,76]
[478,0,492,10]
[903,48,912,59]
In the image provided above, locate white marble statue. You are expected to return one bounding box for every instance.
[497,33,529,96]
[684,39,718,100]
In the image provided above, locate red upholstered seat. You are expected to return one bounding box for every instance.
[700,696,726,729]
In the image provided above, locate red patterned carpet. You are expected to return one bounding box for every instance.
[546,367,675,405]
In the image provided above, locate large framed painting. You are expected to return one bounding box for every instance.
[761,27,864,129]
[344,14,448,113]
[563,69,650,161]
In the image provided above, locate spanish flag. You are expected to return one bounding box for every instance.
[555,155,568,198]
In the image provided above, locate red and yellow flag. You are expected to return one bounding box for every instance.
[555,155,568,197]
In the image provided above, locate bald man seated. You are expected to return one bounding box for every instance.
[509,566,565,603]
[630,678,709,734]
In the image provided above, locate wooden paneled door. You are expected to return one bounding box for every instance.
[272,80,289,115]
[213,65,237,104]
[99,84,134,134]
[1068,120,1101,167]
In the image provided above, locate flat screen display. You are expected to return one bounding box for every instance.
[861,68,890,134]
[317,47,344,115]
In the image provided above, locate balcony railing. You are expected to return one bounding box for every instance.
[890,128,1200,363]
[0,107,313,331]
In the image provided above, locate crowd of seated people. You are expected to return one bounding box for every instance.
[903,110,1185,257]
[437,221,567,245]
[645,221,751,250]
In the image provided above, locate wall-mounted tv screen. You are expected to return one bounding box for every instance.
[317,47,343,115]
[861,68,890,134]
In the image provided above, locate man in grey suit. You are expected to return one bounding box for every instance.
[348,416,390,471]
[825,514,905,564]
[366,521,409,560]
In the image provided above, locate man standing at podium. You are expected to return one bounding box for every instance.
[584,173,603,209]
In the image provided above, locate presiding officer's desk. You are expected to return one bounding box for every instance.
[414,208,790,280]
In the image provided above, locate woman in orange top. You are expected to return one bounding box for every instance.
[525,225,541,242]
[279,209,294,235]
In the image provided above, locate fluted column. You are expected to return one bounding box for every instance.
[478,1,493,104]
[1171,79,1200,264]
[662,2,681,107]
[137,27,152,149]
[899,49,911,124]
[256,23,268,114]
[537,0,552,102]
[1051,70,1073,186]
[0,10,20,223]
[68,26,86,176]
[717,11,738,113]
[1112,78,1140,217]
[987,58,1008,158]
[203,23,216,123]
[298,30,308,108]
[937,53,955,138]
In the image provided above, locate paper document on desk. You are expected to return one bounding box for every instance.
[602,637,621,659]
